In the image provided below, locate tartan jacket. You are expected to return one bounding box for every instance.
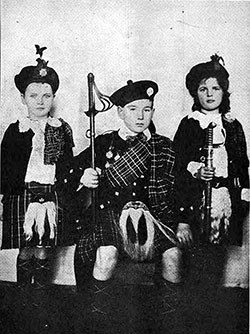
[64,131,177,230]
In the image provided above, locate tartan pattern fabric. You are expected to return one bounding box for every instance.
[77,132,176,263]
[44,118,74,165]
[77,206,174,263]
[77,208,122,262]
[104,134,175,204]
[148,134,175,206]
[105,133,176,221]
[104,137,151,187]
[1,182,64,249]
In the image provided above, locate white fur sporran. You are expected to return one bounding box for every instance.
[119,201,177,261]
[23,201,57,245]
[201,187,232,244]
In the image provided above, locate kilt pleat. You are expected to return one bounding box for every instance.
[1,182,66,249]
[77,205,174,264]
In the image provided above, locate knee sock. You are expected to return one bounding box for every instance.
[74,251,94,293]
[154,275,184,316]
[16,255,34,287]
[89,278,115,315]
[33,257,50,289]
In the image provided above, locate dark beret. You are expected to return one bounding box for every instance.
[186,55,229,97]
[14,62,59,94]
[110,80,158,107]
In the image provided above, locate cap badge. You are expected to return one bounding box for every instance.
[39,68,47,77]
[147,87,154,97]
[106,150,113,159]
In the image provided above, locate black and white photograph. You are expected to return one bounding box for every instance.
[0,1,249,333]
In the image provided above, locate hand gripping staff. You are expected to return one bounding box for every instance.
[85,73,113,224]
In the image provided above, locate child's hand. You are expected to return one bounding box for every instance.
[79,168,101,189]
[176,223,193,247]
[241,188,250,202]
[196,166,215,181]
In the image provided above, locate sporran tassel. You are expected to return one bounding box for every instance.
[201,187,232,244]
[23,201,57,244]
[119,203,155,261]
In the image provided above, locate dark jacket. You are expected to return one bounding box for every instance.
[173,115,249,245]
[1,119,74,195]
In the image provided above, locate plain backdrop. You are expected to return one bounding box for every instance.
[0,0,249,287]
[1,0,250,156]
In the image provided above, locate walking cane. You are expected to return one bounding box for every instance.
[84,73,113,224]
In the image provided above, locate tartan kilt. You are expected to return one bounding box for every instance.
[76,205,175,264]
[1,182,69,249]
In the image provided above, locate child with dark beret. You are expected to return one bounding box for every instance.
[0,45,74,290]
[65,79,183,330]
[173,55,249,288]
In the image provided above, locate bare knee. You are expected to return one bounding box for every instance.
[19,247,34,260]
[93,246,118,281]
[34,246,50,259]
[162,247,183,283]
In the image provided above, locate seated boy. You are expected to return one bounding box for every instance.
[66,79,182,319]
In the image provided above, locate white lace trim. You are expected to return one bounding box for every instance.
[19,116,62,133]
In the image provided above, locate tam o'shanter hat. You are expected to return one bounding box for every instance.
[14,45,59,94]
[110,80,158,107]
[186,54,229,97]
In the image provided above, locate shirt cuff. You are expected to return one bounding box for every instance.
[241,188,250,202]
[187,161,204,178]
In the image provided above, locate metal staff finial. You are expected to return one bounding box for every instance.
[85,73,113,117]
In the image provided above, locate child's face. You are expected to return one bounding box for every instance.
[118,99,154,134]
[197,77,223,113]
[21,82,54,120]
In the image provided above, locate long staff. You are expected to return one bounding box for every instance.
[87,73,96,222]
[85,73,113,224]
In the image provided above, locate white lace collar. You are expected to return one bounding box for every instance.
[188,110,222,129]
[19,116,62,133]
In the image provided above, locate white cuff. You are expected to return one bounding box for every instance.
[187,161,204,178]
[241,188,250,202]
